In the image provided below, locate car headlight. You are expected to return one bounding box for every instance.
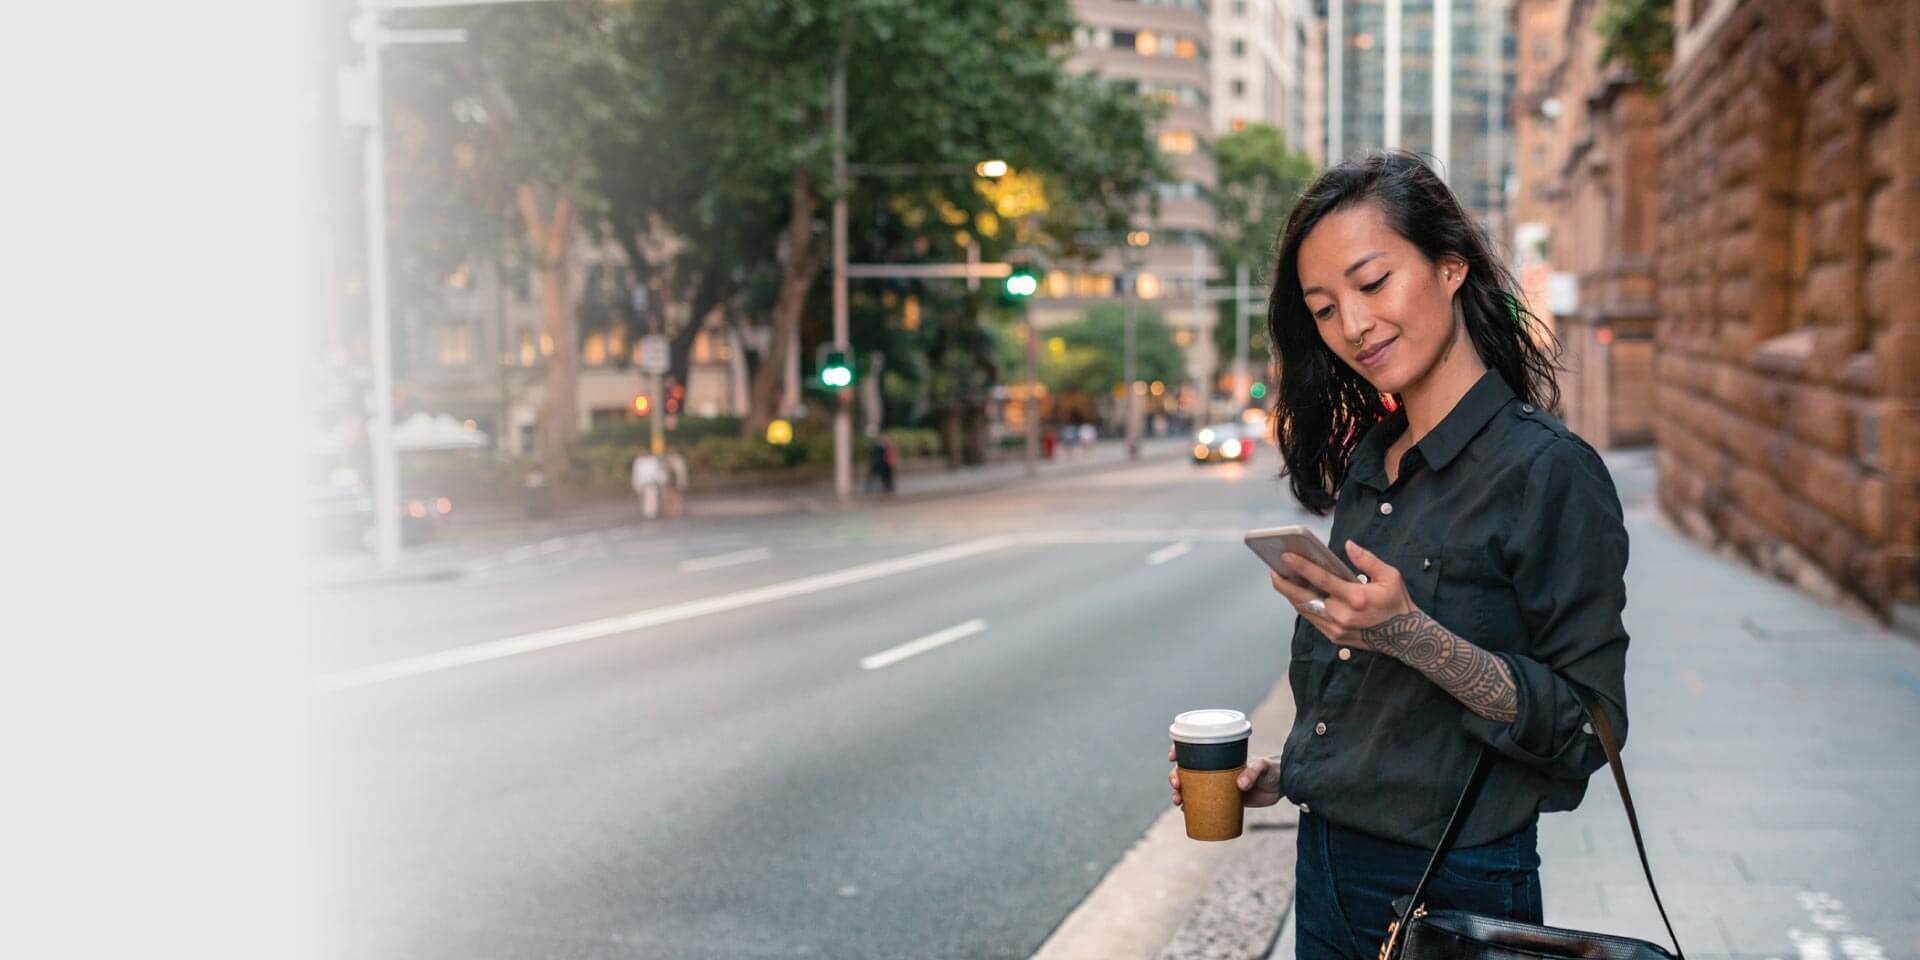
[1222,438,1242,458]
[1197,429,1215,445]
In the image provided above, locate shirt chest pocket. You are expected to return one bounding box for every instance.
[1393,545,1504,647]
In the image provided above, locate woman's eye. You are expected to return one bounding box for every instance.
[1361,274,1389,293]
[1312,305,1333,321]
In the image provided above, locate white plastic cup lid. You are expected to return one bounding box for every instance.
[1169,709,1252,744]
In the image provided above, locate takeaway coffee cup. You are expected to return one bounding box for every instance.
[1169,709,1253,841]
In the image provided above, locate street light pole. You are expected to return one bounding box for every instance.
[1123,286,1138,459]
[1024,304,1039,475]
[830,46,852,503]
[1234,263,1251,409]
[358,7,402,570]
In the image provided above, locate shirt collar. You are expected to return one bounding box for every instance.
[1415,370,1516,472]
[1345,371,1516,492]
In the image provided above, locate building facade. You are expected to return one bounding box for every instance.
[1057,0,1224,409]
[1509,0,1657,450]
[1324,0,1515,239]
[1212,0,1317,153]
[1654,0,1920,622]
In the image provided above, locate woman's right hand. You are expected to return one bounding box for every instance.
[1167,747,1285,809]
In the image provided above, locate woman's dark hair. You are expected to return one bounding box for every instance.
[1265,150,1561,514]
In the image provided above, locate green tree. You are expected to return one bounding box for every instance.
[1596,0,1674,91]
[630,0,1164,440]
[1210,123,1313,369]
[387,2,641,485]
[1001,304,1185,425]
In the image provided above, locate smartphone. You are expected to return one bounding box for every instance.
[1244,525,1359,588]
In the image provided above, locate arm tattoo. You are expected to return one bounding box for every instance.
[1362,612,1520,724]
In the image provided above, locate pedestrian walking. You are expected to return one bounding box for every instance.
[1168,152,1630,960]
[630,451,666,520]
[864,433,895,494]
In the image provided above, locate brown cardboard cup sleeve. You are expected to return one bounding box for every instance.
[1169,709,1253,842]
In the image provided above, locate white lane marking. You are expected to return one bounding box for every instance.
[860,620,987,671]
[316,536,1016,691]
[1146,541,1192,566]
[678,547,772,574]
[538,537,570,555]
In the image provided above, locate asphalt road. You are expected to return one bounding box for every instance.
[308,455,1316,959]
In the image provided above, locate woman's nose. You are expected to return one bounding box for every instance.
[1340,306,1373,346]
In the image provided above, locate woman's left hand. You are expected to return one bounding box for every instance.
[1269,540,1415,652]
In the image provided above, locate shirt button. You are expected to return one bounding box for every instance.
[1337,648,1352,661]
[1583,722,1595,735]
[1299,802,1312,813]
[1522,403,1536,413]
[1379,502,1394,516]
[1314,721,1328,736]
[1422,557,1432,570]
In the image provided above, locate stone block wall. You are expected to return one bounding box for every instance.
[1655,0,1920,618]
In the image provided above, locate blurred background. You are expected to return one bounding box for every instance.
[30,0,1912,958]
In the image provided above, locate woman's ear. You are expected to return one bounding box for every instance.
[1439,255,1469,296]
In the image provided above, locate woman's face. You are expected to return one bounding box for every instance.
[1295,202,1467,395]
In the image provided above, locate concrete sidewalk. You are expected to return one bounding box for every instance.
[305,437,1192,587]
[1038,448,1920,960]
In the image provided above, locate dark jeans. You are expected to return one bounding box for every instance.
[1294,811,1543,960]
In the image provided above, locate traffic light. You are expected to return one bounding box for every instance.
[631,393,652,416]
[1004,268,1039,300]
[1249,381,1268,401]
[819,349,854,390]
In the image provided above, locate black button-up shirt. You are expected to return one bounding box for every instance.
[1279,371,1631,849]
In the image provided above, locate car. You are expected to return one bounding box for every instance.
[1192,422,1254,464]
[303,467,452,550]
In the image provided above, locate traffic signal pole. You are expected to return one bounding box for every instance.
[830,48,852,503]
[1024,303,1039,476]
[1234,263,1251,408]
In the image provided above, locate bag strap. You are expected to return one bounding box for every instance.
[1388,693,1684,960]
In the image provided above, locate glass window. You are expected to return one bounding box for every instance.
[1231,117,1249,132]
[1158,130,1198,154]
[1231,78,1246,97]
[437,324,471,366]
[1175,38,1199,58]
[1230,38,1245,57]
[582,330,607,366]
[1112,29,1137,49]
[1136,31,1160,55]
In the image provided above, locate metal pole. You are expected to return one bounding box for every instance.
[1329,0,1343,161]
[831,47,852,502]
[1433,0,1451,178]
[1123,294,1139,459]
[1385,0,1403,149]
[1234,263,1251,409]
[359,7,402,570]
[1191,243,1208,423]
[650,372,665,456]
[1024,305,1039,475]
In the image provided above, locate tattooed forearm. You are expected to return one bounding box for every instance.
[1362,612,1520,724]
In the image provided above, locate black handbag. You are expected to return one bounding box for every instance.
[1380,694,1685,960]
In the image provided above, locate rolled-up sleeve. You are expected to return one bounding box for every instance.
[1459,437,1629,781]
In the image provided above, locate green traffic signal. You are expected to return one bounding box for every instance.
[820,350,854,389]
[1249,381,1268,400]
[1004,269,1039,299]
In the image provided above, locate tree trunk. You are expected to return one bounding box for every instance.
[744,165,822,438]
[519,184,577,489]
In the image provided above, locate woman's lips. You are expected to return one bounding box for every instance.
[1356,337,1396,368]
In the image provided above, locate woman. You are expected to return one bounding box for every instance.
[1168,152,1630,959]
